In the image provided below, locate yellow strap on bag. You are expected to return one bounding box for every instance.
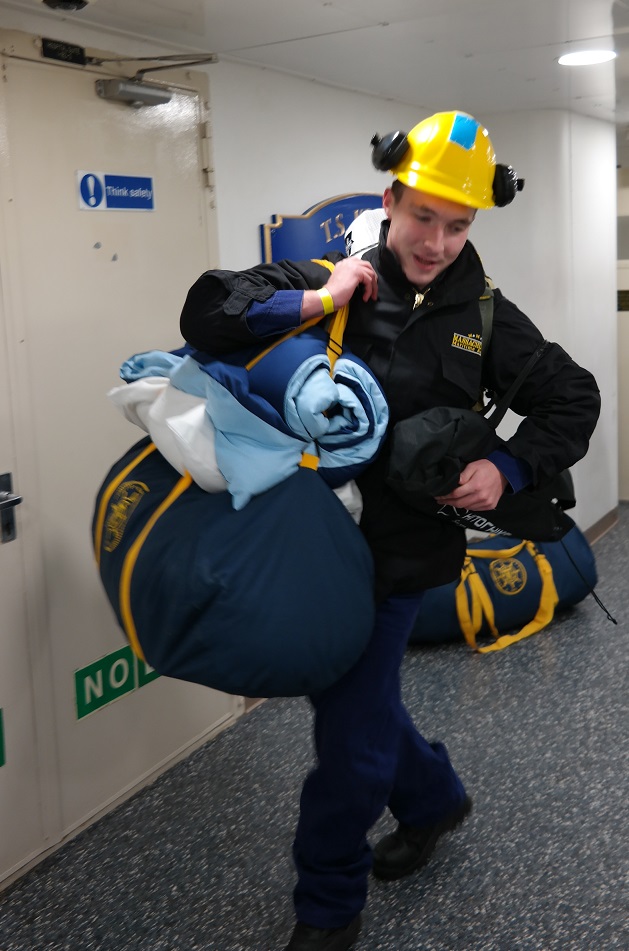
[244,315,321,371]
[455,541,531,647]
[312,260,350,372]
[93,440,195,661]
[455,557,499,648]
[295,299,349,471]
[455,539,560,653]
[119,471,193,662]
[244,258,350,471]
[323,303,349,372]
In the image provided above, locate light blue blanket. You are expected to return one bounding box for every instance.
[121,337,388,510]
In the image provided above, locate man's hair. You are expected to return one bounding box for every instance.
[390,179,405,202]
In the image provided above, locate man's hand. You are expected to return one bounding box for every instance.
[435,459,508,511]
[325,257,378,305]
[301,258,378,319]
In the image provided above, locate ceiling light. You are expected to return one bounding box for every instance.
[558,50,617,66]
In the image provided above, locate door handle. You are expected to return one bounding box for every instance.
[0,491,22,510]
[0,474,22,542]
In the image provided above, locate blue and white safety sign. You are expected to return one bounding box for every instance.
[77,171,154,211]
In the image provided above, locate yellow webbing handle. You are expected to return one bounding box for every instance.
[476,542,559,653]
[325,304,349,373]
[465,540,528,560]
[311,259,335,272]
[247,303,349,377]
[244,316,322,371]
[299,452,320,471]
[242,258,349,473]
[455,558,499,649]
[93,441,157,567]
[119,471,194,661]
[455,539,560,653]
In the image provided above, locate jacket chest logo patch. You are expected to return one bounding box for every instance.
[451,332,482,356]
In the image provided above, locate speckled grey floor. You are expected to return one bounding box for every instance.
[1,509,628,951]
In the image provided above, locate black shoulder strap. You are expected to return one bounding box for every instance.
[483,341,551,429]
[471,278,494,411]
[479,277,494,366]
[477,278,550,430]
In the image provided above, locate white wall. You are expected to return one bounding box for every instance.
[208,59,422,269]
[569,113,618,527]
[618,262,629,500]
[471,110,617,531]
[617,172,629,501]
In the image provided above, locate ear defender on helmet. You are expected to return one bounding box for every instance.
[371,113,525,210]
[492,164,525,207]
[371,131,410,171]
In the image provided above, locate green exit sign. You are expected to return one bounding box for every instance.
[75,646,160,719]
[0,709,5,767]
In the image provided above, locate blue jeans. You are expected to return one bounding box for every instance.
[292,593,468,928]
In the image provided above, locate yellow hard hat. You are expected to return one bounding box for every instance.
[371,111,522,209]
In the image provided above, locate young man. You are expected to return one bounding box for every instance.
[179,112,600,951]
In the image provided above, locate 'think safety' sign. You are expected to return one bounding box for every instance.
[77,171,154,211]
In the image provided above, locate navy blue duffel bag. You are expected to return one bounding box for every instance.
[409,524,597,653]
[92,437,375,697]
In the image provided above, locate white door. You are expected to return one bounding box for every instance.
[0,29,237,880]
[0,278,51,881]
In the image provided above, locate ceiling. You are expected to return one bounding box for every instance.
[2,0,629,163]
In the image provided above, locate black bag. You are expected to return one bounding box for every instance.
[396,471,575,542]
[387,342,576,542]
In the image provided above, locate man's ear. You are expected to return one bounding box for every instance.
[383,187,394,220]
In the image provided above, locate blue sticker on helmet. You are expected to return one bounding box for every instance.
[449,114,479,150]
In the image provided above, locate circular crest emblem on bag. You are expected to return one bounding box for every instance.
[104,480,148,552]
[489,557,527,596]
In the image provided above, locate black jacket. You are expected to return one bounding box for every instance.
[180,226,601,597]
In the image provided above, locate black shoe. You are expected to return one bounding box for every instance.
[372,796,473,881]
[283,915,361,950]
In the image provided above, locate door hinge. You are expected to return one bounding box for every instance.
[200,120,215,190]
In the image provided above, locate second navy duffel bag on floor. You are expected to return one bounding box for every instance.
[409,524,597,653]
